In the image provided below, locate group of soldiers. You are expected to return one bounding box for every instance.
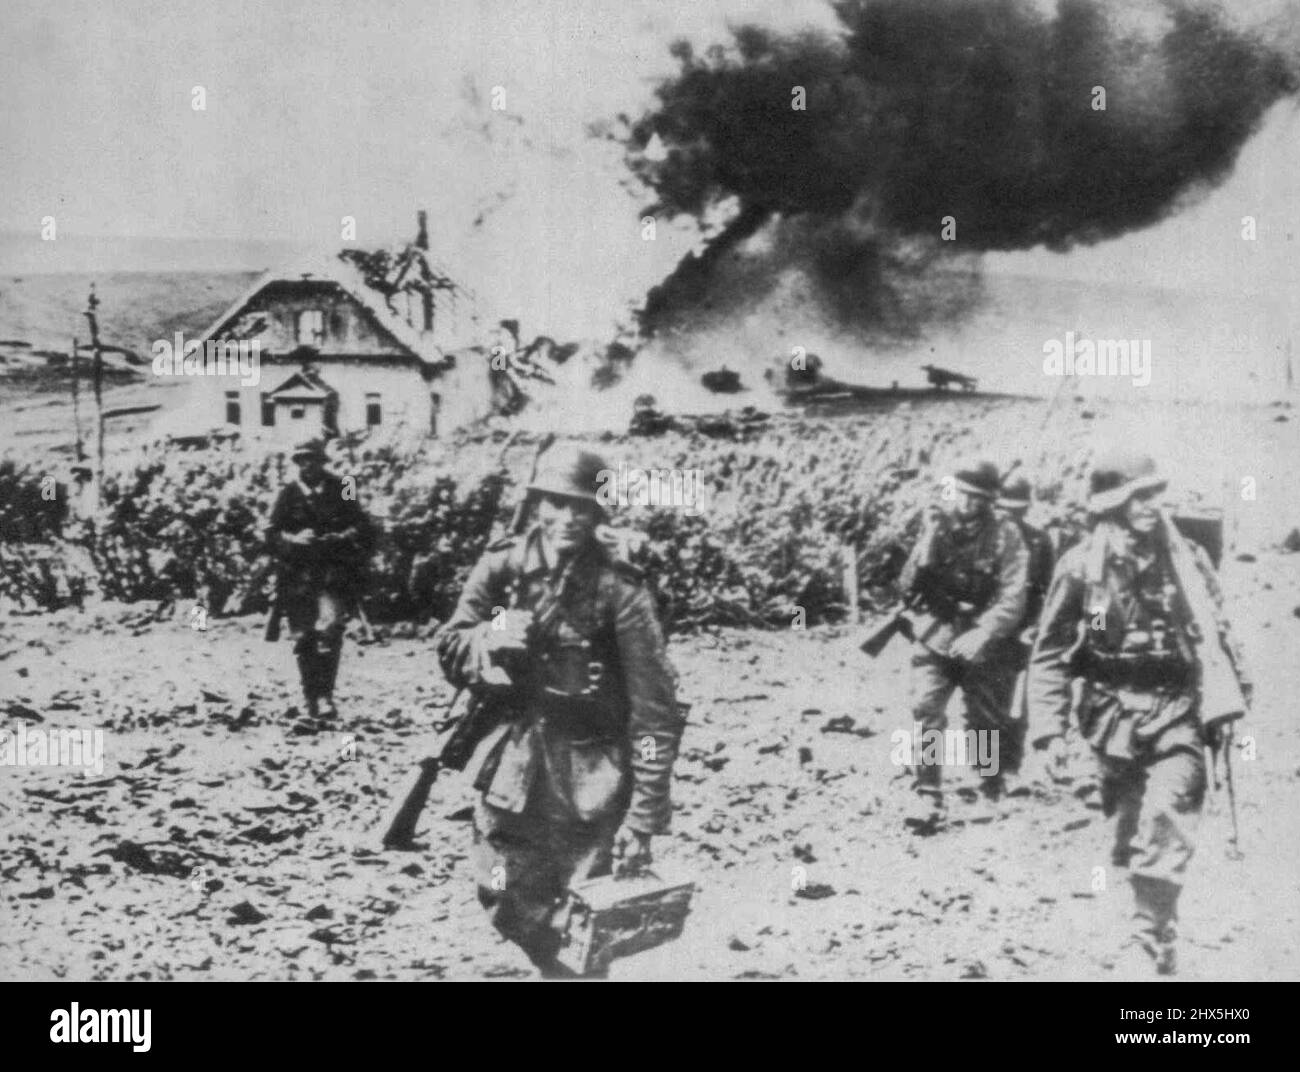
[264,434,1245,980]
[893,448,1245,978]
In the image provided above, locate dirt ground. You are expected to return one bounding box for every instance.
[2,548,1299,982]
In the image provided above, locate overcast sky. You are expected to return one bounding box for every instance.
[3,0,1297,338]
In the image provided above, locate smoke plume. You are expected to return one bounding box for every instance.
[625,0,1298,338]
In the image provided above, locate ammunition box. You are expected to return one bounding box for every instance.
[555,870,695,975]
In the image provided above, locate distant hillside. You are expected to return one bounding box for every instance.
[0,271,258,361]
[0,231,300,277]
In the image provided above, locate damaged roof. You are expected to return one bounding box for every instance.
[195,250,478,368]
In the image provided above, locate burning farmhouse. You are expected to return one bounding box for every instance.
[156,214,500,447]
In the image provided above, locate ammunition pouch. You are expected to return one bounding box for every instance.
[534,690,618,741]
[537,640,609,699]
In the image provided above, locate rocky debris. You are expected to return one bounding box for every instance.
[227,901,267,926]
[0,528,1296,981]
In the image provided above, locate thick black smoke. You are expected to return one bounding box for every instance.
[624,0,1297,337]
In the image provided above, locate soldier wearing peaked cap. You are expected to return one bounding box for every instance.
[265,437,374,720]
[896,457,1030,828]
[1027,449,1242,977]
[434,441,685,978]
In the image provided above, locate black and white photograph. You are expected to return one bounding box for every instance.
[0,0,1296,1025]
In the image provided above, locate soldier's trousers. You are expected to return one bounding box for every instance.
[1093,714,1205,931]
[910,640,1022,794]
[473,783,620,974]
[288,589,346,701]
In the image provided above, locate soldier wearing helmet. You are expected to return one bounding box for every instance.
[1027,449,1222,977]
[896,456,1030,829]
[434,441,684,977]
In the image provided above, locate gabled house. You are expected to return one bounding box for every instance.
[174,213,491,446]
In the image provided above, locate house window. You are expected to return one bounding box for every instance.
[366,392,382,427]
[261,393,275,427]
[225,390,241,425]
[296,309,325,346]
[290,405,306,420]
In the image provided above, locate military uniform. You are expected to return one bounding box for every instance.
[997,476,1056,725]
[434,445,683,976]
[898,459,1029,815]
[266,439,373,718]
[1027,450,1229,975]
[998,478,1054,633]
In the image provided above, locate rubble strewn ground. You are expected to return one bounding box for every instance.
[3,542,1297,980]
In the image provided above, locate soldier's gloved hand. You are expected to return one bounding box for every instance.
[613,825,652,876]
[948,628,991,663]
[483,609,536,658]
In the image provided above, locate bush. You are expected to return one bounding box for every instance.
[1,402,1094,627]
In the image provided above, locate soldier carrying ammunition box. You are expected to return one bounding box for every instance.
[265,437,374,720]
[433,442,686,978]
[1027,449,1247,977]
[896,457,1029,829]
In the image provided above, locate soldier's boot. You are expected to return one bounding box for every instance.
[1136,875,1182,977]
[1111,925,1161,980]
[316,645,341,720]
[519,927,579,980]
[315,632,344,719]
[294,651,320,719]
[1115,874,1180,978]
[1155,922,1179,977]
[905,760,946,831]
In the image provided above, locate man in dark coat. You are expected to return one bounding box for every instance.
[266,437,373,719]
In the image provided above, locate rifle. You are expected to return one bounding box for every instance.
[860,607,915,658]
[1206,725,1243,860]
[1161,509,1249,728]
[862,506,947,659]
[381,687,480,850]
[859,605,962,674]
[263,601,283,643]
[1164,508,1248,857]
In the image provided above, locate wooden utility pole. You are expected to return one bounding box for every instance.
[70,335,85,461]
[841,540,860,625]
[83,285,105,505]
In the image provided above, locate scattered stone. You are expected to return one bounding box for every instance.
[227,901,267,926]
